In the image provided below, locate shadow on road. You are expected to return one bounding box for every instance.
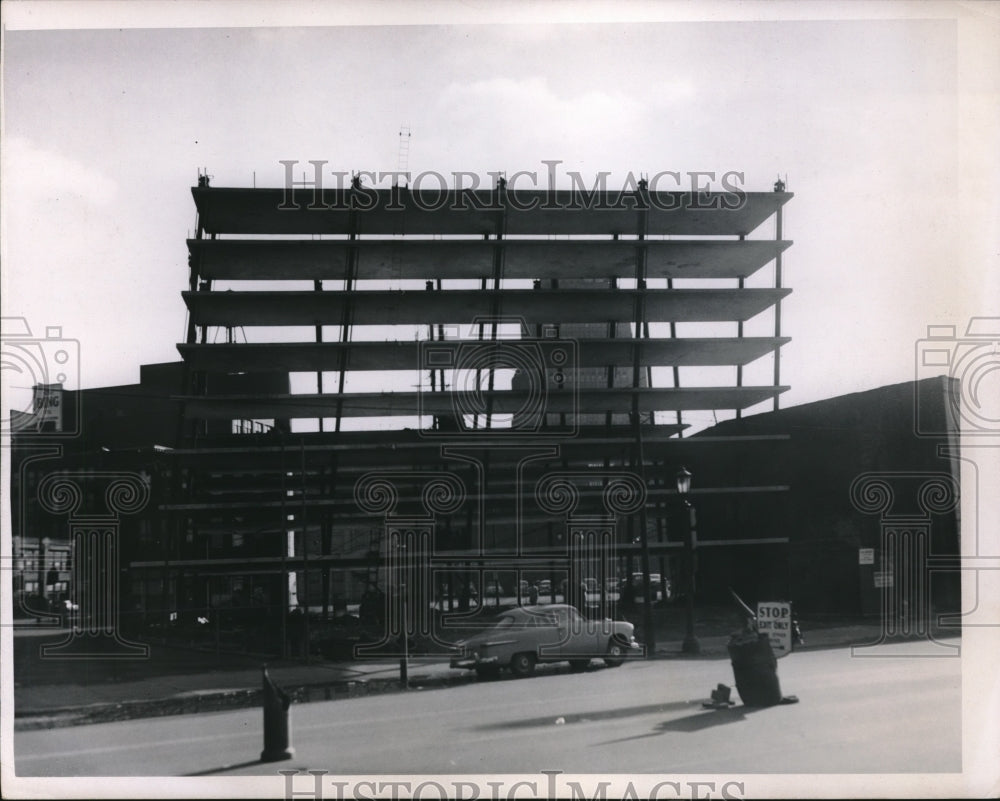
[597,704,770,746]
[474,699,697,731]
[655,705,752,732]
[184,758,271,776]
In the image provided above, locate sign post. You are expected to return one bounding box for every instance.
[756,600,793,657]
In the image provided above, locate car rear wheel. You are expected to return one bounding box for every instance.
[604,637,627,667]
[509,652,536,677]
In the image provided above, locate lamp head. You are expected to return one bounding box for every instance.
[675,467,692,496]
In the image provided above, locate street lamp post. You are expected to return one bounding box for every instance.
[38,537,51,606]
[396,538,409,689]
[676,468,700,655]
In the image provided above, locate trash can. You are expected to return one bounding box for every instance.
[727,630,783,707]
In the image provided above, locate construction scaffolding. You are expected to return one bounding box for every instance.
[136,177,793,656]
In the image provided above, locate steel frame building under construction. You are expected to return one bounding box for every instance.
[130,177,794,655]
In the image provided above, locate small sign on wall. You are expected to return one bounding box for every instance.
[858,548,875,565]
[874,571,894,588]
[31,383,63,431]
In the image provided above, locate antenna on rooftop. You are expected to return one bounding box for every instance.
[396,125,412,188]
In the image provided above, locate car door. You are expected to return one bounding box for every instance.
[553,606,598,660]
[529,609,563,662]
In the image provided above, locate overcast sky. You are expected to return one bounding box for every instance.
[2,1,998,431]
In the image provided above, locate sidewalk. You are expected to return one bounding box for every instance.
[11,616,913,732]
[13,654,473,730]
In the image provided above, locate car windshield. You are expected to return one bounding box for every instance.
[494,610,558,628]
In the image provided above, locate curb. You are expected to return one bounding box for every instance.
[14,671,473,732]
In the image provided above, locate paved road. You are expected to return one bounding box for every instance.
[15,641,961,778]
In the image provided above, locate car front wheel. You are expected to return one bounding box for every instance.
[604,637,627,667]
[509,652,536,677]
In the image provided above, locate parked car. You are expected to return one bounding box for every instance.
[449,604,641,678]
[559,577,600,605]
[314,613,376,660]
[631,572,665,600]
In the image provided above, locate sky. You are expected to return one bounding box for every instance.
[2,1,998,432]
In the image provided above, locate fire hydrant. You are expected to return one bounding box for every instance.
[260,665,294,762]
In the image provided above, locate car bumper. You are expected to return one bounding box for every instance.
[450,654,501,669]
[610,636,644,659]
